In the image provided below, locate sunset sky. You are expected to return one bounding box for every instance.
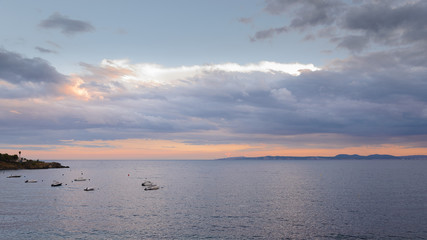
[1,0,427,160]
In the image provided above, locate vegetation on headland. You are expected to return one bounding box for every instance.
[217,154,427,160]
[0,153,69,170]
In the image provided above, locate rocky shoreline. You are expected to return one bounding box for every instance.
[0,160,69,170]
[0,153,69,170]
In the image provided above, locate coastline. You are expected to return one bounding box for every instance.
[0,160,69,170]
[216,154,427,161]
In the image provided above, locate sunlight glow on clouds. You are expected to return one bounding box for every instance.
[65,75,91,100]
[71,60,320,100]
[97,60,320,82]
[9,110,22,115]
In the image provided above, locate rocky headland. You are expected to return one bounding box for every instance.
[0,153,69,170]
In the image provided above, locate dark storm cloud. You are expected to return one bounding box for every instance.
[39,13,95,35]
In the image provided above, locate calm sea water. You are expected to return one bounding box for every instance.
[1,160,426,239]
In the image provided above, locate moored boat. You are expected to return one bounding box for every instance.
[7,175,21,178]
[51,181,62,187]
[25,180,37,183]
[74,177,87,181]
[84,187,95,191]
[144,185,160,191]
[141,181,154,186]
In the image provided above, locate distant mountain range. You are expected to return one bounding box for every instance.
[217,154,427,160]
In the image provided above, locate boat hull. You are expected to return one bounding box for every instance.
[144,185,160,191]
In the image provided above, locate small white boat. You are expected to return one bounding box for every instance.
[51,181,62,187]
[144,185,160,191]
[141,181,154,186]
[7,175,21,178]
[25,180,37,183]
[74,177,87,181]
[84,187,95,191]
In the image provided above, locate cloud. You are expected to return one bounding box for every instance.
[253,0,427,52]
[238,17,252,24]
[1,48,427,150]
[0,57,320,145]
[46,41,61,49]
[35,46,57,54]
[252,0,344,41]
[341,1,427,46]
[265,0,344,28]
[250,26,288,41]
[9,110,22,115]
[0,49,66,87]
[62,55,427,147]
[270,88,295,103]
[0,49,72,100]
[39,13,95,35]
[336,35,369,53]
[75,60,319,98]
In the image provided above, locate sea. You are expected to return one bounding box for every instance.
[1,159,426,239]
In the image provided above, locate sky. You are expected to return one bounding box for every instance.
[1,0,427,160]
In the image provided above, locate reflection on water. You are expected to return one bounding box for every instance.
[1,160,426,239]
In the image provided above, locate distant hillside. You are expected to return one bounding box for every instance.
[0,153,69,170]
[217,154,427,160]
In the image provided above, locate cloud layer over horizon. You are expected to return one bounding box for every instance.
[1,46,427,151]
[1,0,427,157]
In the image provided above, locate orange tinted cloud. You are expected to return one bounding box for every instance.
[63,75,91,100]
